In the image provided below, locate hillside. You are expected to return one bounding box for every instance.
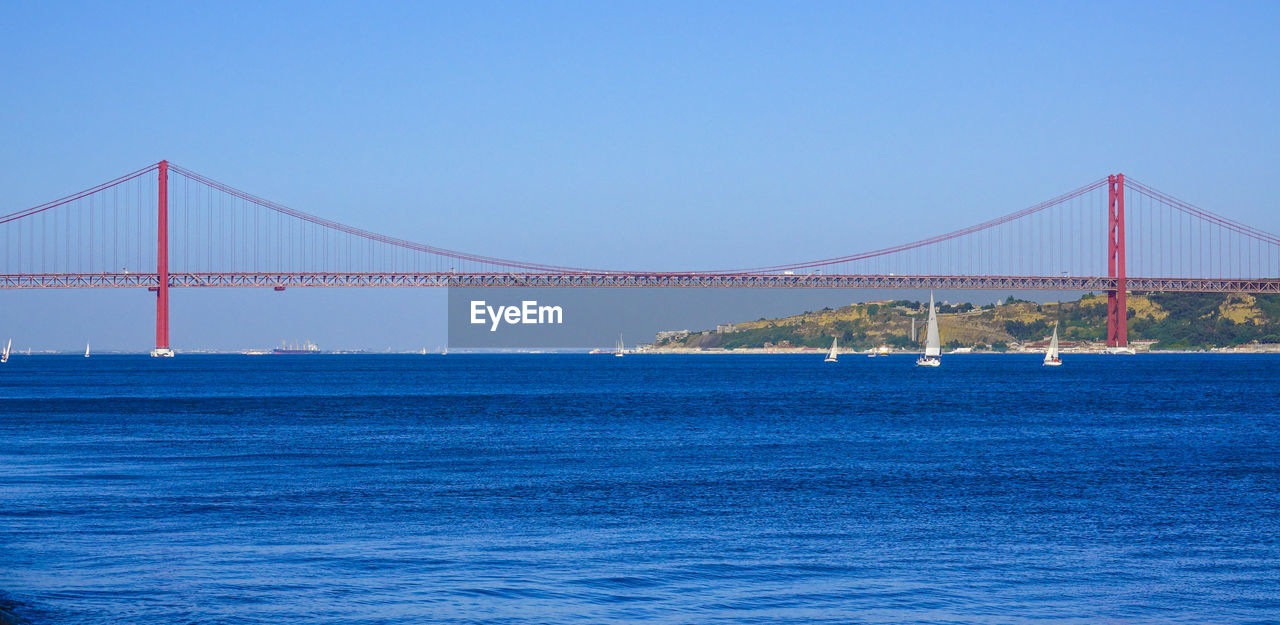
[650,293,1280,352]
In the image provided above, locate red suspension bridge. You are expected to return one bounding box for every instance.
[2,161,1279,355]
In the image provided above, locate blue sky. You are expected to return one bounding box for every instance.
[2,1,1278,350]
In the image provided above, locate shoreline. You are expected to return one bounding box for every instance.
[632,348,1280,355]
[9,348,1280,356]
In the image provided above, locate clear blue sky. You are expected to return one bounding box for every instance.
[2,1,1278,350]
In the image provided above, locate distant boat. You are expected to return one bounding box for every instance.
[615,333,625,357]
[1,339,10,363]
[84,342,90,358]
[420,347,428,355]
[1043,323,1062,367]
[915,293,942,367]
[824,338,838,363]
[272,339,322,355]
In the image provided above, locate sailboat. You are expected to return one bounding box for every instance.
[1043,323,1062,366]
[615,333,625,357]
[824,337,838,363]
[84,342,91,358]
[1,339,10,363]
[915,293,942,367]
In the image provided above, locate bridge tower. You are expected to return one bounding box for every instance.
[150,160,174,357]
[1106,173,1127,348]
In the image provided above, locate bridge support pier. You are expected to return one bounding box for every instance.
[151,160,174,357]
[1106,173,1128,349]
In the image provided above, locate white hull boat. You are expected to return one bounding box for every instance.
[915,293,942,367]
[1043,324,1062,366]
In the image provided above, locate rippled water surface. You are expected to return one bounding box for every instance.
[1,354,1278,624]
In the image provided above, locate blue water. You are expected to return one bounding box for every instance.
[1,354,1278,624]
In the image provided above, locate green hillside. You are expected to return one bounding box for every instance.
[652,293,1280,351]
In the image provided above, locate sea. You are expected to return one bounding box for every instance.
[1,354,1277,624]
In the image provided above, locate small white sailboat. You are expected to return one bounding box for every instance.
[615,333,625,357]
[824,338,838,363]
[1043,324,1062,367]
[916,293,942,367]
[84,342,90,358]
[1,339,10,363]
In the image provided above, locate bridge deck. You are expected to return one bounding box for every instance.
[2,273,1278,293]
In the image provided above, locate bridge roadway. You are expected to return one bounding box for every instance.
[3,273,1279,293]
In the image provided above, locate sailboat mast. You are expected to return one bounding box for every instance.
[924,294,941,357]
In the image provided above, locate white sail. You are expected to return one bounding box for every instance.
[1,339,10,363]
[825,337,838,362]
[924,293,941,357]
[615,333,625,357]
[84,342,91,358]
[1044,324,1060,363]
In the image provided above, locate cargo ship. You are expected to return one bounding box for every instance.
[272,340,322,354]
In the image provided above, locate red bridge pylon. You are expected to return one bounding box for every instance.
[1106,174,1127,348]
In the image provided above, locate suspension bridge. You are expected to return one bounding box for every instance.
[3,161,1278,355]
